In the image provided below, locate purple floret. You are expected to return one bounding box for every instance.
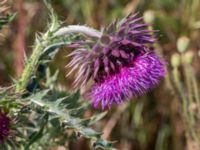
[90,52,165,109]
[0,112,10,144]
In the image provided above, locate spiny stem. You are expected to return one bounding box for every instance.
[15,42,45,92]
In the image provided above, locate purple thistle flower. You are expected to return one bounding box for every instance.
[91,52,164,109]
[67,13,165,109]
[0,111,10,144]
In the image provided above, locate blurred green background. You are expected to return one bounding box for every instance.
[1,0,200,150]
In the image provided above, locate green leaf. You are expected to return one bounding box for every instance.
[25,114,49,149]
[93,139,116,150]
[79,127,102,138]
[88,111,108,125]
[0,13,15,30]
[39,42,67,61]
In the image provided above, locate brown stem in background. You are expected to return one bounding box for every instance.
[102,104,127,140]
[124,0,140,15]
[13,0,26,77]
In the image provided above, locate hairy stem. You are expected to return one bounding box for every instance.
[54,25,102,38]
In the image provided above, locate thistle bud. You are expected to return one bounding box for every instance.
[143,10,155,24]
[177,36,190,53]
[183,51,194,64]
[171,53,181,68]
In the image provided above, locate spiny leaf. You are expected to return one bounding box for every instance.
[27,89,114,149]
[25,113,49,149]
[78,127,102,138]
[39,42,67,62]
[93,139,116,150]
[88,111,108,126]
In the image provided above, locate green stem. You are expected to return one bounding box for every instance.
[183,62,195,124]
[172,68,187,118]
[191,69,200,117]
[15,46,41,92]
[15,31,52,93]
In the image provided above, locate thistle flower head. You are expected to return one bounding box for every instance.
[0,111,10,144]
[67,13,165,109]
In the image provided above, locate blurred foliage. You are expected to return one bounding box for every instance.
[0,0,200,150]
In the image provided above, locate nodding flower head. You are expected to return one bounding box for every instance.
[66,13,165,109]
[0,111,11,144]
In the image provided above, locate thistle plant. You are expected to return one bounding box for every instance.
[0,1,167,149]
[0,2,114,149]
